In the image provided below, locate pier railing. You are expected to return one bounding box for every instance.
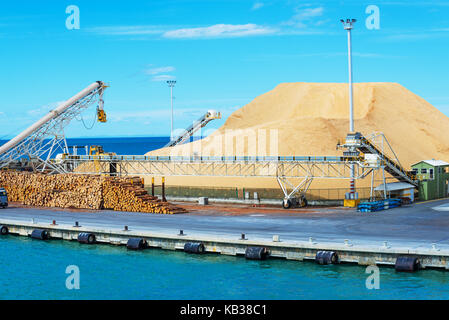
[64,155,360,163]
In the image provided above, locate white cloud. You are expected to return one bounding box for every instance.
[146,66,176,75]
[284,7,325,28]
[87,23,279,40]
[152,75,176,82]
[162,23,277,39]
[299,7,323,18]
[87,7,328,41]
[251,2,264,10]
[87,25,165,36]
[87,24,279,40]
[145,65,176,82]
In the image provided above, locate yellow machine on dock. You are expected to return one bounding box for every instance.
[344,199,360,208]
[89,145,115,157]
[89,145,117,175]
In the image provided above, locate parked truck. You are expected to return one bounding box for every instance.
[0,188,8,208]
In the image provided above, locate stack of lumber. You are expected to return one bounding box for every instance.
[103,176,186,214]
[0,172,103,209]
[0,171,186,214]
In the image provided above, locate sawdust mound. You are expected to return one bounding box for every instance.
[145,83,449,188]
[147,82,449,167]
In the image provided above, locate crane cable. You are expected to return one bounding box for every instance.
[79,108,97,130]
[75,94,100,130]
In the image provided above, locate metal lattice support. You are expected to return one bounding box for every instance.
[61,155,372,178]
[0,82,106,173]
[60,155,377,204]
[277,175,314,207]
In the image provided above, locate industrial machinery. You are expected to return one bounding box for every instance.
[338,131,418,202]
[165,110,221,148]
[88,145,118,176]
[338,132,418,186]
[89,145,116,156]
[0,81,107,173]
[281,194,308,209]
[0,188,8,209]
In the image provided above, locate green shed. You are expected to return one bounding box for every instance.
[411,160,449,201]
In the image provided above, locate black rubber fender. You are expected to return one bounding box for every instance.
[31,229,49,240]
[77,232,96,244]
[0,226,8,235]
[184,242,205,254]
[245,247,269,260]
[127,238,147,250]
[315,251,339,265]
[395,256,420,272]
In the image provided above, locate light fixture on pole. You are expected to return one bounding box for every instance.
[340,18,356,133]
[167,80,177,141]
[341,18,357,198]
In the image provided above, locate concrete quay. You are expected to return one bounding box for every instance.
[2,198,449,270]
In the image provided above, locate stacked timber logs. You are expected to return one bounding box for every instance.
[0,172,104,209]
[0,171,186,214]
[102,177,186,214]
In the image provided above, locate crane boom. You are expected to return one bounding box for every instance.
[0,81,107,173]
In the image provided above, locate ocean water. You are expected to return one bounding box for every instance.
[1,235,449,300]
[65,137,170,155]
[0,137,170,156]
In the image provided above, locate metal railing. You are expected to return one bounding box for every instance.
[64,154,360,163]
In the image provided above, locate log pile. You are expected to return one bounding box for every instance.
[103,176,186,214]
[0,171,186,214]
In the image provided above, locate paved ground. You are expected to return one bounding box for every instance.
[1,199,449,249]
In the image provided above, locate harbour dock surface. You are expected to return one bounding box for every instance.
[2,199,449,269]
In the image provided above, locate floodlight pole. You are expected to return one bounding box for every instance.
[167,80,177,141]
[341,18,356,133]
[341,18,357,197]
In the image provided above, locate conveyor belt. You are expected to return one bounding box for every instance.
[345,132,418,186]
[165,110,221,148]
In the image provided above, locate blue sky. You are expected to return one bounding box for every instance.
[0,0,448,138]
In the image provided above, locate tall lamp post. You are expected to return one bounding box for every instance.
[341,18,357,198]
[167,80,177,141]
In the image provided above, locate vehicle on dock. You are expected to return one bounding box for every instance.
[282,195,308,209]
[0,188,8,208]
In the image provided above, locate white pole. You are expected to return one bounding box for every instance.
[167,80,176,141]
[341,18,357,198]
[347,27,354,133]
[349,26,355,196]
[170,85,174,141]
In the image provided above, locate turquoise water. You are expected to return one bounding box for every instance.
[1,236,449,300]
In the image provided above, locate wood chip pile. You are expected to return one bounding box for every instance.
[0,171,186,214]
